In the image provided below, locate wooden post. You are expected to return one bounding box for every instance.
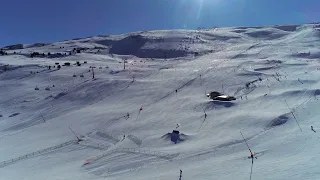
[222,84,225,94]
[91,67,95,79]
[68,126,81,142]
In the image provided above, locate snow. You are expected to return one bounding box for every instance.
[1,23,320,180]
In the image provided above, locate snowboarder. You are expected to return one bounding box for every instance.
[125,113,130,120]
[311,126,316,133]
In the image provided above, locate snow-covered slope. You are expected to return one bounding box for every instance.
[1,23,320,180]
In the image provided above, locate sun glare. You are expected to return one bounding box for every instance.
[196,0,204,20]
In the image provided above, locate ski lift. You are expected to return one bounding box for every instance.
[207,91,236,101]
[45,86,50,91]
[35,86,39,90]
[73,74,76,77]
[80,74,84,77]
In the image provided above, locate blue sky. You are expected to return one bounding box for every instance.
[1,0,319,47]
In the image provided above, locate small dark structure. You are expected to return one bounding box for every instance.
[162,131,188,144]
[171,130,180,144]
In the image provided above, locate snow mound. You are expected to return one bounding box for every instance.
[273,25,299,32]
[266,113,290,128]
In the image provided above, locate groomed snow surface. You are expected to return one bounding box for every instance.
[1,23,320,180]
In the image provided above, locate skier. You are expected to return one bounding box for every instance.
[311,126,316,133]
[204,111,207,119]
[135,105,144,121]
[248,151,258,160]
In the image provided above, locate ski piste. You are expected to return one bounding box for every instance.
[1,22,320,180]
